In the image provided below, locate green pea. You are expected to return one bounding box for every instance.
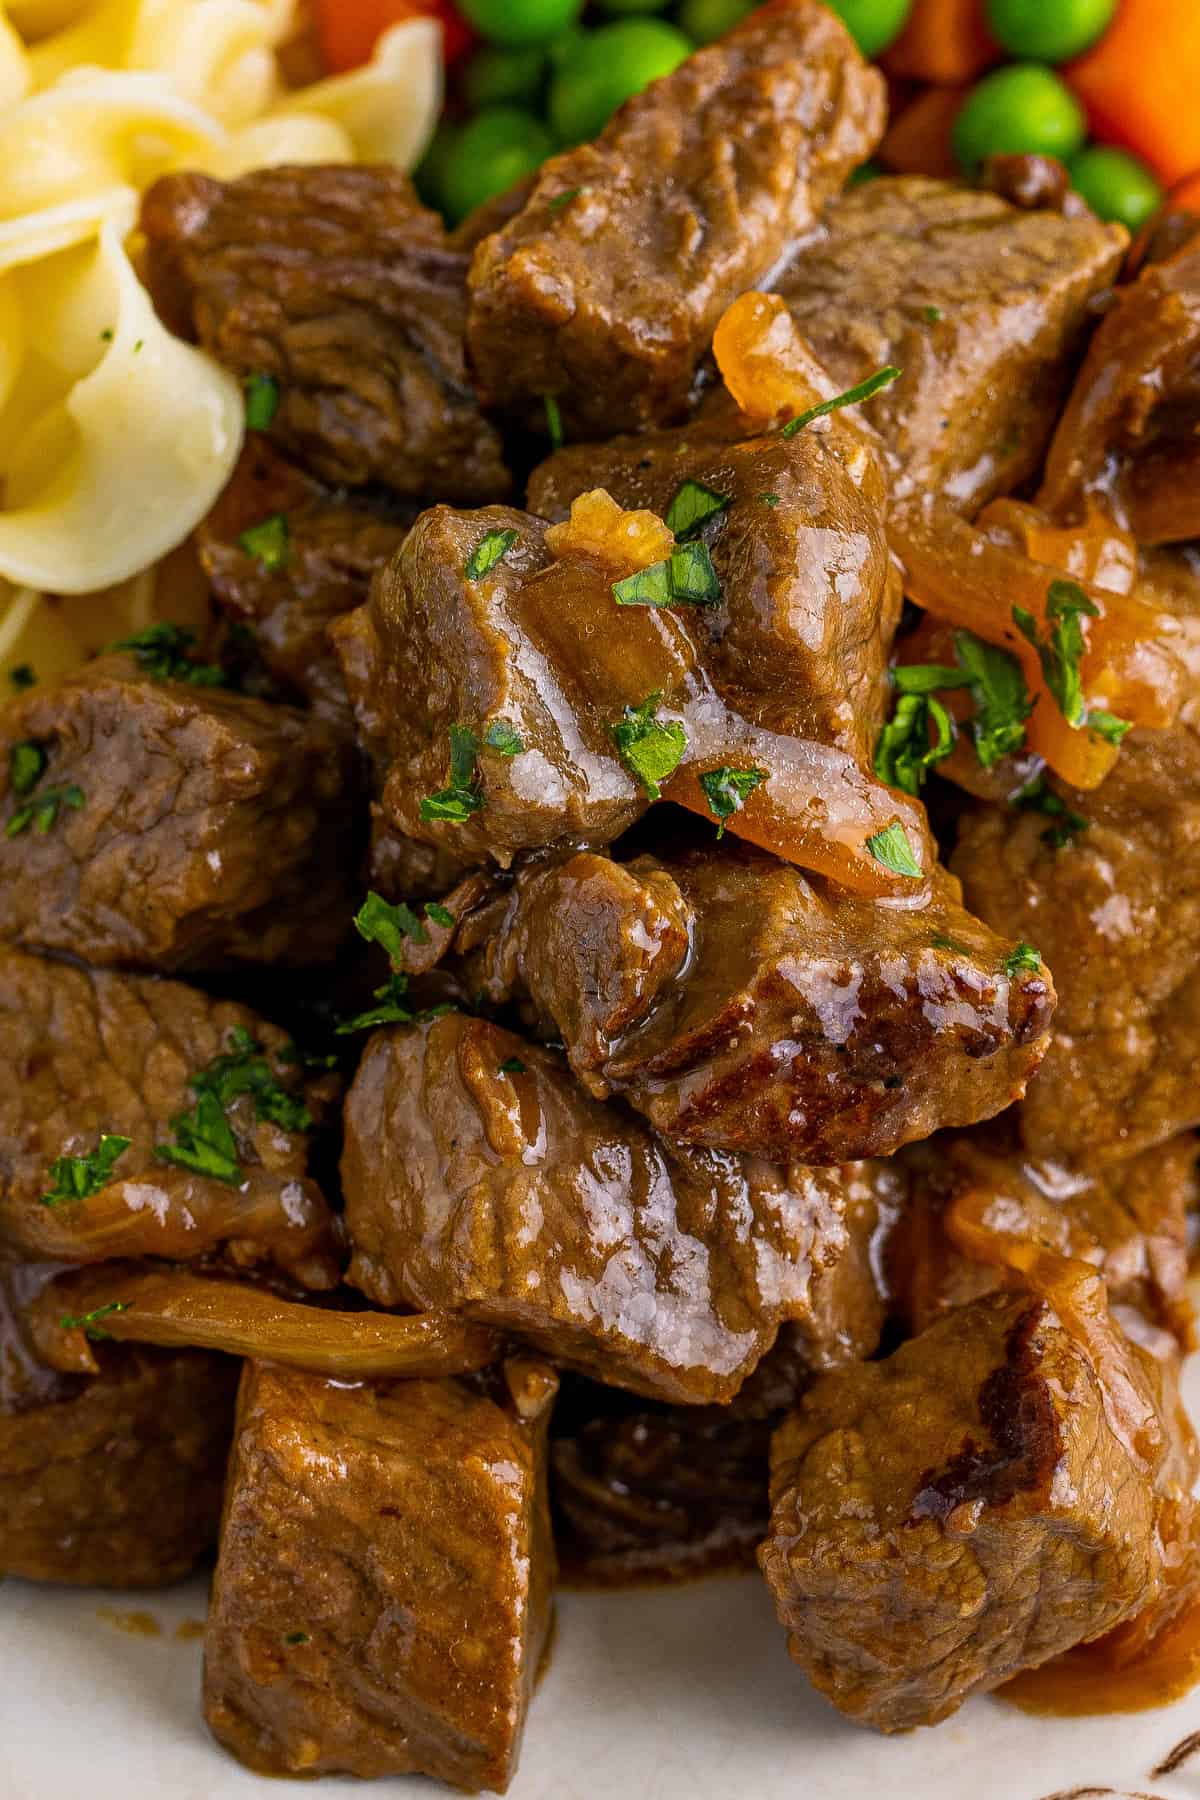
[548,19,692,145]
[676,0,754,43]
[440,107,555,224]
[826,0,914,59]
[463,44,547,110]
[985,0,1115,64]
[953,64,1087,175]
[1069,146,1163,233]
[597,0,671,11]
[458,0,585,50]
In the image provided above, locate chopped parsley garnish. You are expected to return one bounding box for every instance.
[7,783,84,839]
[1003,942,1042,978]
[109,623,225,687]
[865,821,922,879]
[155,1027,309,1185]
[953,632,1032,769]
[544,394,564,451]
[420,723,484,824]
[238,513,290,572]
[549,187,584,209]
[483,719,524,756]
[465,528,519,582]
[41,1134,131,1207]
[334,974,455,1036]
[284,1631,310,1646]
[610,693,687,800]
[930,933,968,953]
[354,890,430,954]
[781,364,902,437]
[875,631,1032,791]
[923,304,942,323]
[665,480,729,541]
[1012,773,1090,849]
[99,328,113,342]
[10,740,47,796]
[759,493,780,507]
[874,691,955,795]
[498,1056,527,1075]
[8,664,35,690]
[612,541,721,609]
[1012,580,1096,728]
[244,372,279,431]
[60,1300,128,1342]
[424,902,455,929]
[699,765,767,836]
[1088,708,1132,746]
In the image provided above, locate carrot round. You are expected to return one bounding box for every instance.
[880,83,969,179]
[883,0,999,84]
[1064,0,1200,185]
[316,0,474,73]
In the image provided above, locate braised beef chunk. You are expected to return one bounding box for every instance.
[140,164,509,504]
[760,1288,1196,1731]
[0,652,358,972]
[333,453,933,897]
[204,1358,556,1790]
[467,0,884,438]
[773,175,1125,510]
[341,1012,891,1404]
[953,722,1200,1168]
[526,416,899,757]
[1,1262,236,1585]
[892,1130,1197,1345]
[445,844,1054,1163]
[0,949,340,1288]
[1039,231,1200,544]
[197,442,411,719]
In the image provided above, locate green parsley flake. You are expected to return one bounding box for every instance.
[544,394,564,451]
[41,1134,131,1208]
[923,305,942,323]
[664,480,729,541]
[610,693,687,800]
[284,1632,310,1646]
[498,1056,527,1075]
[1003,942,1042,978]
[759,493,780,507]
[954,632,1033,769]
[1011,773,1089,850]
[8,664,35,690]
[424,901,455,929]
[465,528,519,582]
[7,783,85,839]
[549,188,584,210]
[699,766,766,836]
[155,1027,310,1185]
[873,692,954,796]
[238,513,290,573]
[612,541,721,609]
[244,373,279,431]
[60,1300,129,1342]
[335,974,414,1034]
[109,623,225,687]
[354,891,429,957]
[930,933,968,954]
[420,725,484,824]
[1088,708,1132,745]
[1012,580,1097,728]
[865,821,922,879]
[891,663,969,695]
[483,719,524,756]
[10,740,47,797]
[781,365,902,437]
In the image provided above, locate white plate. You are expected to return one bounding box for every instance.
[7,1357,1200,1800]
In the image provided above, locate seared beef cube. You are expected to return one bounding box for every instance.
[467,0,885,438]
[0,652,358,971]
[203,1357,556,1789]
[198,442,412,719]
[892,1129,1197,1346]
[953,722,1200,1168]
[760,1288,1194,1730]
[341,1012,888,1404]
[450,845,1054,1163]
[526,416,899,759]
[141,164,509,505]
[773,176,1125,511]
[1,1261,237,1586]
[0,949,340,1288]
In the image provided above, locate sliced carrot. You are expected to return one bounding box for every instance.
[1065,0,1200,186]
[315,0,473,73]
[882,0,999,85]
[880,85,968,180]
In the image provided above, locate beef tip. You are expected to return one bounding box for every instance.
[952,722,1200,1168]
[526,415,899,759]
[197,441,412,719]
[444,843,1054,1163]
[891,1128,1196,1345]
[1,1260,237,1585]
[0,949,341,1289]
[333,464,933,898]
[203,1356,556,1789]
[1038,230,1200,545]
[760,1283,1197,1730]
[140,164,510,505]
[791,1155,901,1369]
[773,175,1125,511]
[466,0,885,438]
[341,1011,888,1404]
[0,651,359,971]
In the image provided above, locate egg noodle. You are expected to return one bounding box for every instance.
[0,0,441,688]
